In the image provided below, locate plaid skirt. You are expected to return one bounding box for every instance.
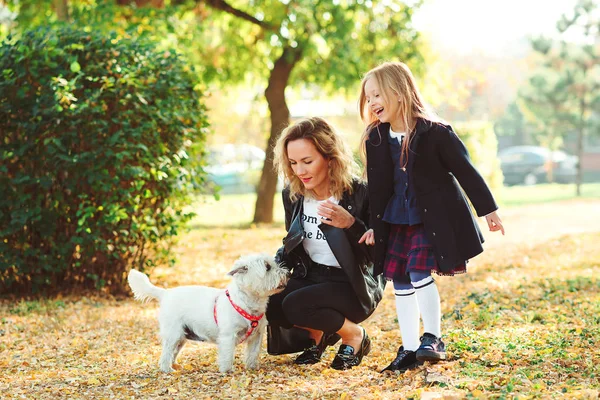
[383,224,467,281]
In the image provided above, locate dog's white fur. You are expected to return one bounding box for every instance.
[128,253,288,373]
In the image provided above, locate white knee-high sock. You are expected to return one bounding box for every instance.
[413,276,441,338]
[394,288,421,351]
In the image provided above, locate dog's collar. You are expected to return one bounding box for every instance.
[213,290,264,343]
[224,290,264,325]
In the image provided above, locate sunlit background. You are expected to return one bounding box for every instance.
[1,3,599,398]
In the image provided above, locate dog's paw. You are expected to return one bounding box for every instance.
[159,364,175,373]
[218,365,233,374]
[245,362,260,370]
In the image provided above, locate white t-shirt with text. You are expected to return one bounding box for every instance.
[301,196,341,267]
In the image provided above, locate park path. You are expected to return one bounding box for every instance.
[478,199,600,251]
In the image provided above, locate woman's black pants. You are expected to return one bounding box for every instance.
[266,264,370,334]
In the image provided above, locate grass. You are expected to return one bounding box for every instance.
[495,182,600,207]
[188,192,285,228]
[436,233,600,397]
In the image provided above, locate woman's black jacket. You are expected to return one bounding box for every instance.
[366,119,498,276]
[275,180,386,316]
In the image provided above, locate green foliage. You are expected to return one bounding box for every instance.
[0,26,209,295]
[192,0,424,91]
[5,0,213,88]
[194,1,424,223]
[6,0,426,103]
[288,1,424,92]
[4,0,57,29]
[518,0,600,148]
[454,121,503,192]
[494,101,541,145]
[518,68,574,148]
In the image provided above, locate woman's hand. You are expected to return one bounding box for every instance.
[317,200,355,229]
[358,229,375,246]
[485,211,505,235]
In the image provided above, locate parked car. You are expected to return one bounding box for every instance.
[205,144,265,194]
[498,146,578,186]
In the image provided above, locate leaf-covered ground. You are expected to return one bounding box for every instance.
[1,200,599,399]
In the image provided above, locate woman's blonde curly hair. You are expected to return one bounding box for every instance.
[273,117,359,202]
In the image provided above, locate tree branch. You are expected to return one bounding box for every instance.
[202,0,276,30]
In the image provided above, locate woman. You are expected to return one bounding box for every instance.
[266,117,385,371]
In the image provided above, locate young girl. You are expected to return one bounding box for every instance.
[357,62,505,372]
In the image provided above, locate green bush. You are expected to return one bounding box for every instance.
[454,121,504,192]
[0,26,208,295]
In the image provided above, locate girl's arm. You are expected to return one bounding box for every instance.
[436,126,498,217]
[485,211,505,235]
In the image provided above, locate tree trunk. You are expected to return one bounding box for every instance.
[53,0,69,21]
[253,46,301,223]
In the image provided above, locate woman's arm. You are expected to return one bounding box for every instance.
[350,187,375,263]
[282,188,293,231]
[317,188,374,263]
[344,216,374,264]
[276,187,293,270]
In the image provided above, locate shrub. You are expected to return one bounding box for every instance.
[0,26,208,295]
[454,121,504,192]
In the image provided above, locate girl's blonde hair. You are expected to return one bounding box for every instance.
[358,61,437,171]
[273,117,358,201]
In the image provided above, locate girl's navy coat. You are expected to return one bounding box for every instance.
[366,119,498,276]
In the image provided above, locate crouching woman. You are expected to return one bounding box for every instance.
[266,117,385,370]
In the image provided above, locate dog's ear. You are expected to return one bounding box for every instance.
[227,265,248,276]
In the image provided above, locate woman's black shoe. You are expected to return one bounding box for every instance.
[330,328,371,370]
[380,346,422,372]
[294,333,341,365]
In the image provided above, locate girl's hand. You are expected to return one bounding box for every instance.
[358,229,375,246]
[317,200,355,229]
[485,211,505,235]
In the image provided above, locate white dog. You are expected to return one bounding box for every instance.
[128,253,288,373]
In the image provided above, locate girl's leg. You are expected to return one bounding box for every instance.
[409,270,446,362]
[380,276,422,372]
[393,276,421,351]
[409,270,441,337]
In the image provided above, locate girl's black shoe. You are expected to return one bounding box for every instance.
[416,333,446,362]
[294,333,341,365]
[380,346,422,372]
[330,328,371,370]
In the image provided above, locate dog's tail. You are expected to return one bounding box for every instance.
[128,269,166,303]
